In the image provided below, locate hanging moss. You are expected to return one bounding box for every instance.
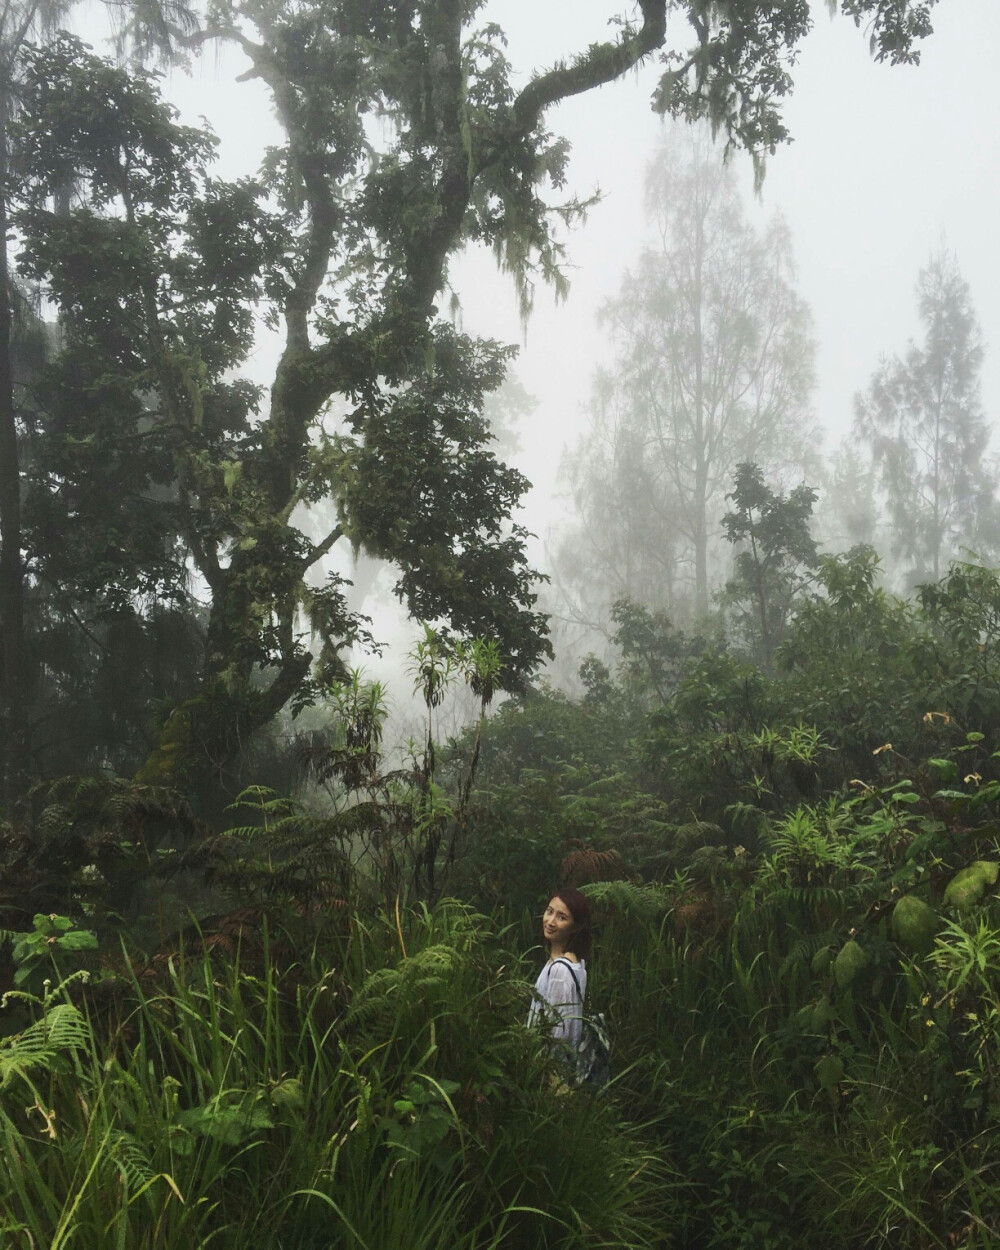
[891,895,940,952]
[134,703,196,786]
[834,939,869,989]
[943,861,999,912]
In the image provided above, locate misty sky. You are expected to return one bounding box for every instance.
[156,0,1000,563]
[452,0,1000,548]
[118,0,1000,697]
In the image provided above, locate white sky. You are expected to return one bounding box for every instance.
[159,1,1000,533]
[146,0,1000,694]
[450,0,1000,549]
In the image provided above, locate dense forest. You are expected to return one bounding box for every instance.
[4,1,1000,1246]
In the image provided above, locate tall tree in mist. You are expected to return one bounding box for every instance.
[721,461,818,663]
[11,10,679,790]
[0,0,74,808]
[558,128,816,627]
[4,0,944,791]
[0,0,193,805]
[814,441,878,554]
[854,249,997,585]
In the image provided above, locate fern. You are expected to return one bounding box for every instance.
[581,879,673,922]
[0,1003,90,1088]
[170,791,357,911]
[560,843,623,887]
[346,944,464,1027]
[754,879,883,922]
[779,930,843,979]
[108,1129,157,1193]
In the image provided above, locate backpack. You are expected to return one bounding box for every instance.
[552,958,612,1091]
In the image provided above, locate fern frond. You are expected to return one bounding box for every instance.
[346,944,464,1026]
[581,880,672,922]
[0,1003,90,1087]
[108,1130,157,1193]
[760,879,882,919]
[780,931,842,978]
[560,844,623,887]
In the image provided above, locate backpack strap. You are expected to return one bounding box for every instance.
[550,957,583,1004]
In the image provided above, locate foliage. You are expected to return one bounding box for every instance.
[8,549,1000,1247]
[5,2,688,788]
[556,125,816,628]
[854,248,999,585]
[721,461,819,663]
[655,0,940,184]
[0,0,948,794]
[1,913,98,997]
[439,547,1000,1248]
[0,0,78,812]
[606,596,713,707]
[0,900,675,1249]
[0,5,983,1246]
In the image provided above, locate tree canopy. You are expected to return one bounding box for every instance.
[0,0,947,796]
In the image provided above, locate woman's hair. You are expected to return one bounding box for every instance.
[552,888,593,962]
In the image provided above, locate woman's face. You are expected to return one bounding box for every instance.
[542,896,577,948]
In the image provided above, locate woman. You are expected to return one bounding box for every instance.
[527,888,592,1052]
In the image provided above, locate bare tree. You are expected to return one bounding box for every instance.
[558,125,817,626]
[854,248,997,586]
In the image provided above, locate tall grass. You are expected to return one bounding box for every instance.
[11,795,1000,1250]
[586,850,1000,1249]
[0,901,676,1249]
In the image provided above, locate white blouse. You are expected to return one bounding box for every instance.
[527,957,588,1049]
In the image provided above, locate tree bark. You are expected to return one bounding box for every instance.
[692,184,709,619]
[0,106,29,808]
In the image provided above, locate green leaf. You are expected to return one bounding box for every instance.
[811,999,836,1031]
[56,931,98,951]
[269,1078,304,1113]
[815,1053,844,1091]
[933,789,971,803]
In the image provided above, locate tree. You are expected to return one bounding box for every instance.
[10,0,943,789]
[813,439,878,555]
[11,21,663,788]
[854,248,998,586]
[558,126,817,629]
[721,462,818,663]
[0,0,194,807]
[0,0,75,809]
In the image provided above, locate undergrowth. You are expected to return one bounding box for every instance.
[0,902,678,1249]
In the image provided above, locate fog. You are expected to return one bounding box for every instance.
[453,0,1000,543]
[135,0,1000,713]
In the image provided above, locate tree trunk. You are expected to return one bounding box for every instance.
[693,497,709,618]
[0,108,29,808]
[692,182,709,620]
[931,354,943,582]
